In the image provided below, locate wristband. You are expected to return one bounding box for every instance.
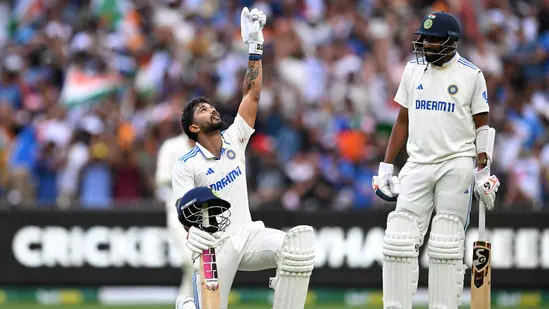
[249,42,263,55]
[249,54,262,60]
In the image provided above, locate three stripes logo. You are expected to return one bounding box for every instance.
[206,168,215,175]
[416,84,423,90]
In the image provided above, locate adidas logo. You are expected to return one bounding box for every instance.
[206,168,215,175]
[464,188,469,194]
[417,84,423,90]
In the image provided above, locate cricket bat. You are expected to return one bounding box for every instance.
[471,128,496,309]
[200,208,220,309]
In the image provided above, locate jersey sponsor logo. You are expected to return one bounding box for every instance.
[209,166,242,191]
[415,100,456,113]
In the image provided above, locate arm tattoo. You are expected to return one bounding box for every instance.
[244,61,260,91]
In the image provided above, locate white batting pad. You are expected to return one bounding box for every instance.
[427,214,466,309]
[271,225,315,309]
[382,211,421,309]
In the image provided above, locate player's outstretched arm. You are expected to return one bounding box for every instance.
[384,105,409,164]
[238,7,266,129]
[239,57,263,128]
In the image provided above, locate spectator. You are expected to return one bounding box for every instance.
[0,0,548,211]
[78,139,113,208]
[113,148,152,204]
[33,141,62,206]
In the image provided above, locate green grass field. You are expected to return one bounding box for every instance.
[0,305,338,309]
[0,305,542,309]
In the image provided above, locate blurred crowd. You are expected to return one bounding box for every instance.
[0,0,548,211]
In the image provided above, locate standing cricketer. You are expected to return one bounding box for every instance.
[372,12,501,309]
[156,133,195,297]
[171,7,315,309]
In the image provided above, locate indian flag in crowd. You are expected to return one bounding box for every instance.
[134,51,172,99]
[60,67,123,107]
[12,0,44,26]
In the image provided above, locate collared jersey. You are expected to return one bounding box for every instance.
[172,114,255,236]
[394,53,490,164]
[156,134,194,210]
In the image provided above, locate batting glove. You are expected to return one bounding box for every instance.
[241,7,266,55]
[473,166,500,210]
[186,226,217,261]
[372,162,400,202]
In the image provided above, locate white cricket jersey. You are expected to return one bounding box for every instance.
[172,114,255,236]
[156,134,194,210]
[394,53,490,164]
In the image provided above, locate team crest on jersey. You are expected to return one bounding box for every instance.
[448,84,458,95]
[227,149,236,160]
[424,19,433,29]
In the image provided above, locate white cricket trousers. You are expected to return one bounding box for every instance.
[396,156,475,238]
[193,221,286,309]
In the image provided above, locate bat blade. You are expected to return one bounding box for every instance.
[471,240,491,309]
[201,248,220,309]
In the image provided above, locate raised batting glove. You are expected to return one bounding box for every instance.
[186,226,217,261]
[372,162,400,202]
[241,7,266,55]
[473,166,500,210]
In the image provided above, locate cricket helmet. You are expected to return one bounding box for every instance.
[176,187,231,233]
[413,11,461,65]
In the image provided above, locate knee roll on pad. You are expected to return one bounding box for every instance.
[271,225,315,309]
[382,211,421,309]
[427,214,467,309]
[383,211,422,258]
[428,214,465,260]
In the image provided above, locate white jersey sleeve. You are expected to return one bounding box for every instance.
[471,71,490,115]
[222,114,255,152]
[172,161,195,199]
[394,63,412,108]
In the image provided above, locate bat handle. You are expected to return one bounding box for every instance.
[478,200,486,241]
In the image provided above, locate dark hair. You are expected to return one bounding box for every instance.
[181,96,214,142]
